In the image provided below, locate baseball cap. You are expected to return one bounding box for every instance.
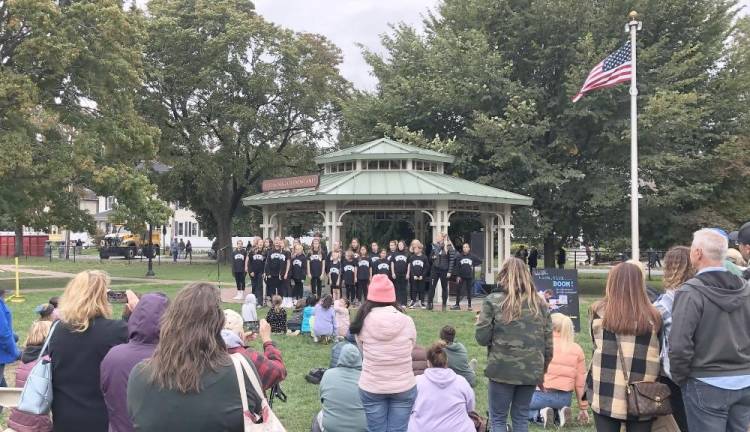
[729,222,750,244]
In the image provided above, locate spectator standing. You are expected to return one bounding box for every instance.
[729,221,750,279]
[178,239,185,259]
[408,342,476,432]
[127,283,263,431]
[184,240,192,261]
[670,229,750,431]
[475,258,553,432]
[557,248,566,269]
[170,238,178,262]
[528,313,588,427]
[652,246,693,432]
[528,247,539,272]
[221,310,287,391]
[440,325,476,387]
[49,271,129,432]
[586,262,662,432]
[315,344,368,432]
[7,321,53,432]
[350,274,417,432]
[515,245,529,263]
[0,288,20,393]
[100,293,170,432]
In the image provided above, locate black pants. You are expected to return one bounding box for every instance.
[410,279,426,302]
[557,263,565,269]
[429,269,449,306]
[310,277,322,298]
[251,275,263,299]
[394,275,408,305]
[346,284,356,302]
[292,278,304,299]
[658,376,688,432]
[233,272,246,291]
[593,414,652,432]
[456,278,473,307]
[356,279,369,302]
[267,276,281,296]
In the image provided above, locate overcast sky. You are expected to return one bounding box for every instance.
[255,0,750,91]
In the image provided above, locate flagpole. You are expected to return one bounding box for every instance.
[627,11,642,262]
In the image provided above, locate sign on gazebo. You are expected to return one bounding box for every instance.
[261,174,320,192]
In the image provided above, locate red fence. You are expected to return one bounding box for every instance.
[0,235,49,257]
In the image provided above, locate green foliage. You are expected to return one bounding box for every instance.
[142,0,348,258]
[343,0,750,253]
[0,0,169,247]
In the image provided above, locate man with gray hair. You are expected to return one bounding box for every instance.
[670,228,750,431]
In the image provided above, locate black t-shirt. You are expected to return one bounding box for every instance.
[374,258,391,275]
[291,254,307,280]
[249,251,265,276]
[409,254,429,278]
[357,258,371,281]
[308,252,324,278]
[328,260,341,286]
[266,249,290,278]
[391,251,409,276]
[369,252,380,267]
[342,259,357,285]
[457,253,482,279]
[232,248,246,273]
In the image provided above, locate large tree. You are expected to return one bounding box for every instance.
[0,0,170,255]
[143,0,347,261]
[343,0,750,265]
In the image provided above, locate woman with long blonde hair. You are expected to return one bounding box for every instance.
[587,262,662,432]
[476,258,553,432]
[127,283,263,431]
[48,270,128,432]
[7,320,53,432]
[652,246,692,432]
[528,313,589,427]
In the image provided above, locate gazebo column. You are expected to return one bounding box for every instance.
[432,200,451,240]
[323,201,338,246]
[483,213,496,284]
[260,207,273,239]
[497,205,512,265]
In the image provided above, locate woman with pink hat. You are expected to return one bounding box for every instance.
[350,274,417,432]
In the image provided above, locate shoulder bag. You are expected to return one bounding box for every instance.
[230,353,286,432]
[17,320,60,415]
[617,340,672,417]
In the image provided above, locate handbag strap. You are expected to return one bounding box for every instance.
[616,337,630,384]
[38,320,60,361]
[231,353,271,414]
[230,353,254,424]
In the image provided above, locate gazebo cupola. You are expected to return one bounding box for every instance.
[318,138,454,175]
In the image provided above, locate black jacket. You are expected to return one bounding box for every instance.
[430,242,456,273]
[670,270,750,385]
[50,317,128,432]
[456,253,482,279]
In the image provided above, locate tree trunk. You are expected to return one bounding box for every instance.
[215,214,233,265]
[14,224,24,257]
[543,233,556,269]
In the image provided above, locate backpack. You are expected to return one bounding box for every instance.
[304,368,327,385]
[17,321,59,415]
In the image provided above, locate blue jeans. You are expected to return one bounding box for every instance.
[488,381,535,432]
[683,378,750,432]
[359,386,417,432]
[527,389,572,420]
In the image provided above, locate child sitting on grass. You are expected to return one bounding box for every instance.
[313,295,336,344]
[334,298,350,337]
[287,298,305,334]
[301,295,317,335]
[266,295,287,334]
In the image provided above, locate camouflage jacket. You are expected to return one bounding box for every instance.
[475,291,553,385]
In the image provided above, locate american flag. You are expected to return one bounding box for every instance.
[572,42,632,102]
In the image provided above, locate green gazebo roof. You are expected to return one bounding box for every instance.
[243,170,532,206]
[314,138,455,164]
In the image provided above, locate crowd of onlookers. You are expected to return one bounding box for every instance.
[0,222,747,432]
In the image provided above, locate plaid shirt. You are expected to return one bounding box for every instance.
[228,341,287,391]
[586,310,660,420]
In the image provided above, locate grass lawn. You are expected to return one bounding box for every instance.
[2,279,600,432]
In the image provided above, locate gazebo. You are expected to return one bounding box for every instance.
[243,138,532,283]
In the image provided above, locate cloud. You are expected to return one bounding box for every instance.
[254,0,438,91]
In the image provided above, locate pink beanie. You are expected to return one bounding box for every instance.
[368,274,396,303]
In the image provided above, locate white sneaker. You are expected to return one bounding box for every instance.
[559,406,571,427]
[469,358,477,372]
[540,407,553,428]
[313,336,319,343]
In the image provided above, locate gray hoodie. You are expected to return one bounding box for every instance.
[669,270,750,385]
[319,344,367,432]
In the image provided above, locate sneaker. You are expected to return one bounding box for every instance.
[450,304,461,311]
[427,303,434,311]
[408,300,415,308]
[540,407,553,428]
[559,406,571,427]
[469,358,477,372]
[420,302,427,309]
